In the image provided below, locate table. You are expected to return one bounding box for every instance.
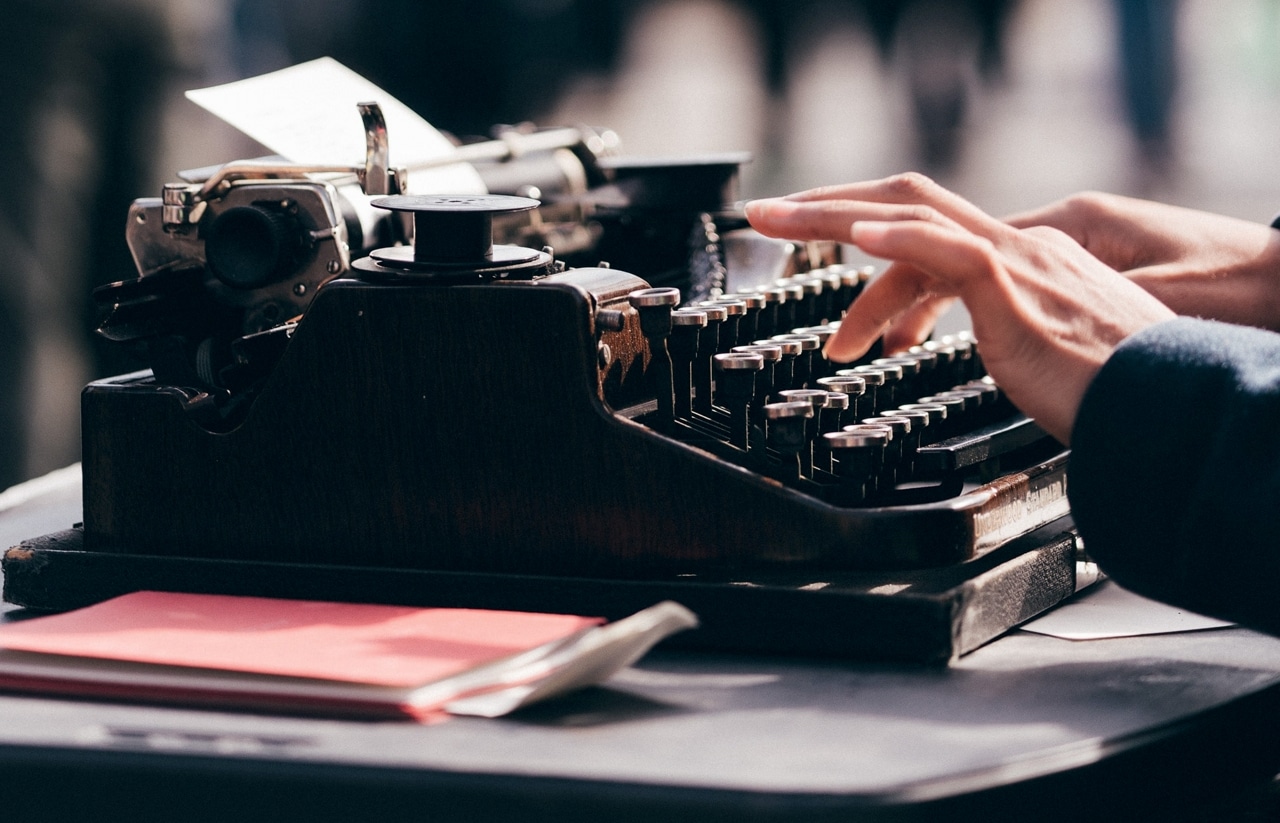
[1,467,1278,822]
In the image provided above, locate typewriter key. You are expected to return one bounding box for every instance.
[816,391,850,472]
[795,277,826,327]
[773,281,804,332]
[694,304,728,414]
[793,325,836,379]
[670,308,708,419]
[758,286,788,338]
[771,333,821,388]
[764,400,814,483]
[916,395,967,436]
[715,352,764,450]
[816,374,867,423]
[732,343,782,416]
[629,288,682,426]
[825,425,891,503]
[759,337,802,395]
[778,388,830,477]
[840,366,886,416]
[898,403,949,444]
[702,298,746,351]
[721,292,765,345]
[918,341,960,389]
[859,416,912,485]
[881,408,930,468]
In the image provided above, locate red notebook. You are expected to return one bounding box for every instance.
[0,591,605,720]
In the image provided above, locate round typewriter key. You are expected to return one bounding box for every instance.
[772,332,821,350]
[724,292,767,310]
[793,325,837,377]
[715,352,764,449]
[733,343,782,361]
[875,356,924,403]
[734,344,782,413]
[671,308,709,327]
[764,400,815,482]
[901,348,942,392]
[759,337,802,393]
[825,425,891,502]
[715,351,764,371]
[874,356,920,378]
[773,281,805,332]
[917,341,958,390]
[703,298,747,349]
[859,415,912,483]
[670,309,708,419]
[881,408,929,470]
[628,287,682,308]
[755,286,786,338]
[628,288,682,424]
[778,388,830,409]
[898,402,949,443]
[691,304,729,413]
[772,333,821,388]
[793,325,835,346]
[821,391,851,441]
[917,394,967,432]
[795,276,825,325]
[816,374,867,422]
[930,388,983,414]
[722,292,766,343]
[778,388,829,476]
[703,298,746,314]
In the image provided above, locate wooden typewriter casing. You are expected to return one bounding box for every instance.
[4,196,1081,663]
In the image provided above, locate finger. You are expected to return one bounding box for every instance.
[881,293,958,353]
[837,219,1011,350]
[825,262,936,363]
[745,197,957,243]
[780,173,1005,236]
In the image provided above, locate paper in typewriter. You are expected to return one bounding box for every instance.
[185,57,486,195]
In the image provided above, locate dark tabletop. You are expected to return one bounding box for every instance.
[1,467,1278,823]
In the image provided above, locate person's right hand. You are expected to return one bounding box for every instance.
[877,191,1280,350]
[746,174,1177,444]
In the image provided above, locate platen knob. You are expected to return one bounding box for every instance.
[206,204,299,290]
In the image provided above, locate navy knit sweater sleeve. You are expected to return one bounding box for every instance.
[1069,317,1280,636]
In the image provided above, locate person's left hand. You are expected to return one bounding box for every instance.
[745,174,1176,443]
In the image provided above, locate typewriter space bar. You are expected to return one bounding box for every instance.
[915,415,1054,474]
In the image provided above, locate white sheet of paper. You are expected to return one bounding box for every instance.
[185,57,485,195]
[1020,580,1234,640]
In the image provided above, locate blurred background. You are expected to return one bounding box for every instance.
[4,0,1280,489]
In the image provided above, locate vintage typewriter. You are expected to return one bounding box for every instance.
[3,105,1086,663]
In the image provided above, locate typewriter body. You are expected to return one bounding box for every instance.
[4,107,1083,662]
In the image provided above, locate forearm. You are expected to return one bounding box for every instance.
[1069,318,1280,635]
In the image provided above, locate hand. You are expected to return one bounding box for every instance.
[1006,192,1280,331]
[744,174,1176,443]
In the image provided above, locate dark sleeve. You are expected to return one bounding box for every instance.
[1069,317,1280,635]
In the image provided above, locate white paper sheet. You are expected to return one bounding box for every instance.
[1020,580,1234,640]
[185,57,485,195]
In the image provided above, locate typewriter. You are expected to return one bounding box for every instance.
[3,105,1086,663]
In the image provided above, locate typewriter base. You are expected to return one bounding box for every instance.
[4,518,1084,664]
